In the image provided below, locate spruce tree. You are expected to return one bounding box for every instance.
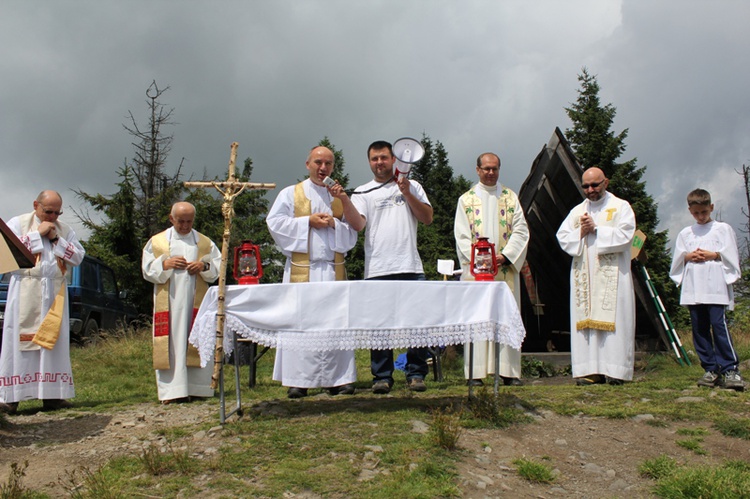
[410,135,472,278]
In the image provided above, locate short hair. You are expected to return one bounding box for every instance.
[687,188,711,207]
[476,153,501,168]
[367,140,393,158]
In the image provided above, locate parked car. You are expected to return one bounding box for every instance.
[0,255,139,346]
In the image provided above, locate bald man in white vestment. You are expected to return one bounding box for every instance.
[266,146,360,398]
[142,201,221,404]
[556,167,636,386]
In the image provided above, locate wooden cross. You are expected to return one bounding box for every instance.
[184,142,275,388]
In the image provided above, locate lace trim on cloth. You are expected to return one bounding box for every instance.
[190,314,525,369]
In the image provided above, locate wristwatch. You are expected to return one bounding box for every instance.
[203,262,210,271]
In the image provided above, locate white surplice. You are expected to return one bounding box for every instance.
[556,192,636,380]
[0,214,85,404]
[266,179,359,388]
[142,228,221,401]
[454,182,529,378]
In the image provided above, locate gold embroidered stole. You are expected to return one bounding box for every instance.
[290,182,346,282]
[570,198,624,332]
[460,185,517,290]
[151,229,212,370]
[15,213,70,351]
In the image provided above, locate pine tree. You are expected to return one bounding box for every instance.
[410,135,472,278]
[76,82,186,315]
[564,68,681,321]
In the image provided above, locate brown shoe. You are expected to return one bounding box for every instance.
[42,399,73,411]
[0,401,19,415]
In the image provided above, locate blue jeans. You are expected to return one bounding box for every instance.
[367,273,429,385]
[689,304,739,374]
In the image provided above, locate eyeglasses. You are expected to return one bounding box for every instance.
[581,180,604,190]
[478,167,499,173]
[41,207,63,216]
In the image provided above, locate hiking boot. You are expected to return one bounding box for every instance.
[721,370,745,391]
[407,377,427,392]
[287,387,308,399]
[0,402,19,415]
[372,380,391,394]
[697,371,720,388]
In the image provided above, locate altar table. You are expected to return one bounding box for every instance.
[189,280,526,368]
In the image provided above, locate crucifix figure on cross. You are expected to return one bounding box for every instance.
[184,142,275,389]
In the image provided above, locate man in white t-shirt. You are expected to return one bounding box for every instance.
[351,140,433,394]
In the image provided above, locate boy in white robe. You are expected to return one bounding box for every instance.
[669,188,744,391]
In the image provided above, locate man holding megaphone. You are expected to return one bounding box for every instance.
[351,140,433,394]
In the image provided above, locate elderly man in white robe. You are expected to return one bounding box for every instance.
[0,190,85,415]
[266,146,360,398]
[455,152,529,387]
[556,167,636,385]
[142,201,221,404]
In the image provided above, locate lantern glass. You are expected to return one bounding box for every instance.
[239,252,258,276]
[474,251,493,272]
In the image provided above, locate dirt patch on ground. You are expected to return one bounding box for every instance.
[1,382,749,498]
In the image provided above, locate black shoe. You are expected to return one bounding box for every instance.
[372,380,391,394]
[467,379,484,387]
[287,387,308,399]
[606,377,624,385]
[575,375,606,386]
[42,399,73,411]
[0,402,19,415]
[501,376,523,386]
[328,384,355,396]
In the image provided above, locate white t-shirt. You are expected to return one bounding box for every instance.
[352,179,431,279]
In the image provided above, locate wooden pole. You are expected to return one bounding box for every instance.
[184,142,275,389]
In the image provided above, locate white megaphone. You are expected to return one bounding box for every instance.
[392,137,425,180]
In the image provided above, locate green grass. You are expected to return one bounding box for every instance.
[1,326,749,497]
[512,457,556,483]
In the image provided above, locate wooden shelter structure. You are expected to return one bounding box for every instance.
[516,128,672,354]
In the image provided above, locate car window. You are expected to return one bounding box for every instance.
[81,260,98,290]
[101,267,117,295]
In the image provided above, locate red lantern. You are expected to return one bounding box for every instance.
[470,236,498,281]
[233,240,263,285]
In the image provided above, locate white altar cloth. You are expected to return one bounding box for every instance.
[189,280,526,368]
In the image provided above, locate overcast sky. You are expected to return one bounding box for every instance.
[2,1,749,256]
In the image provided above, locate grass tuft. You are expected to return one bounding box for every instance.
[465,387,529,428]
[639,455,678,480]
[0,461,32,499]
[430,405,463,451]
[675,438,707,455]
[512,458,555,483]
[59,466,122,499]
[714,417,750,440]
[652,460,750,498]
